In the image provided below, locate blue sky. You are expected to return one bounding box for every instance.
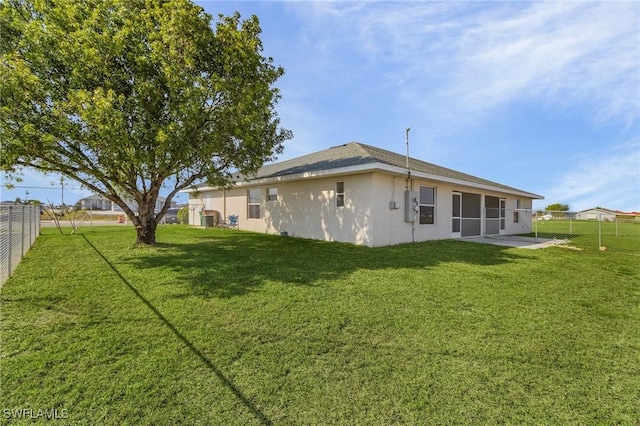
[2,1,639,212]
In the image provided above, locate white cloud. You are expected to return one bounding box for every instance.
[289,1,640,129]
[541,141,640,212]
[441,2,640,125]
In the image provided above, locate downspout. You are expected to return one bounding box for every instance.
[406,127,415,243]
[223,188,227,220]
[390,176,396,245]
[405,127,411,190]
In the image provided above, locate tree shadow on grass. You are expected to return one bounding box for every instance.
[78,229,531,425]
[121,231,531,299]
[81,235,273,425]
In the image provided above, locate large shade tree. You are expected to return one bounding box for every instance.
[0,0,292,244]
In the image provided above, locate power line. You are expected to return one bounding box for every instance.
[0,184,83,190]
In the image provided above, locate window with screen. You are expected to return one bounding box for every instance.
[419,186,435,225]
[248,188,261,219]
[267,187,278,202]
[336,181,344,207]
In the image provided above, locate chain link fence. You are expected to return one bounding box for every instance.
[1,205,41,285]
[527,210,640,253]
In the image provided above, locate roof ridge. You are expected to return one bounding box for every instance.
[344,142,536,195]
[331,141,374,156]
[200,141,542,199]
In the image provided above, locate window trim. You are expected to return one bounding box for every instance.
[418,185,436,225]
[336,181,345,208]
[248,188,261,219]
[267,187,278,202]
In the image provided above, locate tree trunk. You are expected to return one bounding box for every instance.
[135,211,158,245]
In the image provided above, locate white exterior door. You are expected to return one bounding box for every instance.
[457,192,481,237]
[485,196,500,235]
[500,198,506,234]
[452,192,461,238]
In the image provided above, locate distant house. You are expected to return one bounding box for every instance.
[576,207,634,221]
[613,210,640,219]
[78,194,171,213]
[78,194,116,211]
[183,142,543,247]
[576,208,616,221]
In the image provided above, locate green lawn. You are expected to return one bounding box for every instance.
[2,226,639,425]
[530,219,640,253]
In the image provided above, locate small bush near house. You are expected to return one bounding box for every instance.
[177,206,189,224]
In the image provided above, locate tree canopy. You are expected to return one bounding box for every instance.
[545,203,570,211]
[0,0,292,244]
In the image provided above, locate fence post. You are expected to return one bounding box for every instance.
[25,206,30,255]
[569,214,572,235]
[8,206,13,277]
[598,214,602,248]
[28,206,32,248]
[21,205,25,256]
[31,205,35,244]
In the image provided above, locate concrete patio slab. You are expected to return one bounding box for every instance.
[460,235,569,250]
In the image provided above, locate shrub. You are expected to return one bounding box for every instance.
[177,206,189,224]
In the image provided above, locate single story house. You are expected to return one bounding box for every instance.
[575,208,618,221]
[182,142,544,247]
[78,193,171,214]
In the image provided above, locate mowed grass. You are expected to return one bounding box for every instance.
[1,226,639,425]
[530,219,640,253]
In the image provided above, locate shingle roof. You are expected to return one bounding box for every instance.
[251,142,540,197]
[254,142,378,178]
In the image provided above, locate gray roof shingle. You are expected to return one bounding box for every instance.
[255,142,378,178]
[250,142,539,197]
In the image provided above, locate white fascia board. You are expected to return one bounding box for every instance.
[378,164,545,199]
[181,185,219,193]
[228,164,378,187]
[180,162,543,199]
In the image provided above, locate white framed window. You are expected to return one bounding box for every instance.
[419,185,435,225]
[336,181,345,207]
[248,188,261,219]
[513,199,520,223]
[267,187,278,202]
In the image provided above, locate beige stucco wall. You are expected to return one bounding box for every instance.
[263,174,374,245]
[369,173,465,245]
[188,173,375,246]
[187,172,535,247]
[367,173,532,246]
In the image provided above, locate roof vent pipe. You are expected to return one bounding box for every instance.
[405,127,411,191]
[405,127,411,175]
[405,127,416,243]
